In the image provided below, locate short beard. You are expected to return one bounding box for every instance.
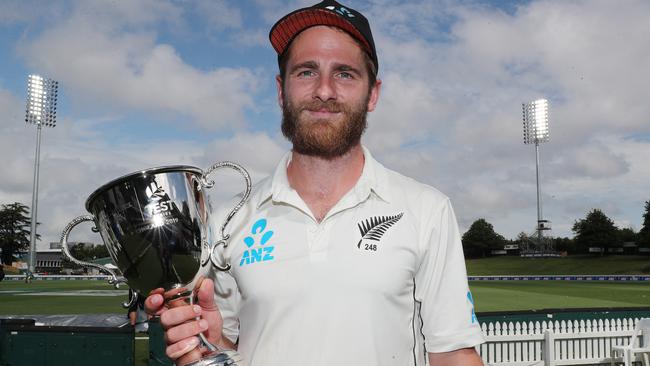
[281,93,369,160]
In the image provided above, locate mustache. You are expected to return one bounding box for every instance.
[299,100,345,113]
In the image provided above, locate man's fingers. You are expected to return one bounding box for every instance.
[166,336,200,360]
[148,281,223,365]
[144,294,162,314]
[160,304,202,329]
[144,288,165,315]
[165,318,209,345]
[176,346,206,366]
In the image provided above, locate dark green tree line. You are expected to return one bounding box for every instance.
[637,200,650,248]
[0,202,38,265]
[572,209,619,255]
[68,243,109,261]
[462,218,507,258]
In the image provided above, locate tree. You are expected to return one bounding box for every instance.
[462,218,506,258]
[61,243,110,274]
[638,200,650,248]
[553,237,575,254]
[0,202,39,265]
[515,231,532,253]
[69,243,109,261]
[618,227,637,243]
[572,209,619,255]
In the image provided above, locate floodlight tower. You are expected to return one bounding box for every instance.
[523,99,550,244]
[25,74,59,281]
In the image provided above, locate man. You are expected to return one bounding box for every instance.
[146,1,485,365]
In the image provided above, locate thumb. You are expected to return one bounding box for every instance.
[195,278,224,346]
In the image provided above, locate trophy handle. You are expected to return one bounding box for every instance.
[124,290,138,309]
[201,161,252,271]
[60,215,121,288]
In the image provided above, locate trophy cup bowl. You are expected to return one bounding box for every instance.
[60,162,251,366]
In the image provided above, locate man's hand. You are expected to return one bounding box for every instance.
[428,347,484,366]
[145,278,226,366]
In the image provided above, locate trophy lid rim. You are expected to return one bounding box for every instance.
[85,165,203,211]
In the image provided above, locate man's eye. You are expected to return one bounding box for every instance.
[338,72,353,79]
[298,70,315,77]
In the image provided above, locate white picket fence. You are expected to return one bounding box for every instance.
[479,317,646,366]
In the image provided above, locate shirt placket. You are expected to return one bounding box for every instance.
[308,220,330,262]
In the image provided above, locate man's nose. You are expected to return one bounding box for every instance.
[313,75,336,101]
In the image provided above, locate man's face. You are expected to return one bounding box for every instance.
[277,26,381,159]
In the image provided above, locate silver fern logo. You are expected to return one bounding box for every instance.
[357,213,404,251]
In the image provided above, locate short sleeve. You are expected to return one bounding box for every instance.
[414,198,484,353]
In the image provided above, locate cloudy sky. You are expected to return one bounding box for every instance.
[1,0,649,249]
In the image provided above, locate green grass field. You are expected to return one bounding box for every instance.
[1,278,648,315]
[0,280,129,314]
[466,255,650,275]
[1,255,648,314]
[471,281,650,312]
[465,255,650,311]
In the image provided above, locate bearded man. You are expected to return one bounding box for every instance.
[146,1,485,365]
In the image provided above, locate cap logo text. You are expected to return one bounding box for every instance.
[325,5,355,18]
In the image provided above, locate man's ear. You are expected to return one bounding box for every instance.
[276,75,284,109]
[366,78,382,112]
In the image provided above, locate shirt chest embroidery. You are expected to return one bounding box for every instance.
[356,212,404,252]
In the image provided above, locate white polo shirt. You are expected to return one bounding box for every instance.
[210,147,484,366]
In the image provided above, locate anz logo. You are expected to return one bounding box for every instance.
[467,291,477,324]
[239,218,276,267]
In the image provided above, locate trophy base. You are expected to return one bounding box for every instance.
[186,349,242,366]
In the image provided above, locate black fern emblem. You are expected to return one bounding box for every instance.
[357,213,404,248]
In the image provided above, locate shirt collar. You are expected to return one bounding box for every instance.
[256,146,391,209]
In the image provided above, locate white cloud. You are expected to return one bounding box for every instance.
[201,132,287,176]
[363,0,650,238]
[73,0,183,29]
[1,107,286,248]
[16,1,258,131]
[0,0,66,25]
[556,142,629,179]
[450,0,650,136]
[255,0,314,24]
[0,88,34,196]
[232,29,269,48]
[193,0,243,32]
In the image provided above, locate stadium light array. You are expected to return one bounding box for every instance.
[25,74,59,282]
[522,98,551,248]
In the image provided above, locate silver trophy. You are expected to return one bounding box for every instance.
[60,162,251,366]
